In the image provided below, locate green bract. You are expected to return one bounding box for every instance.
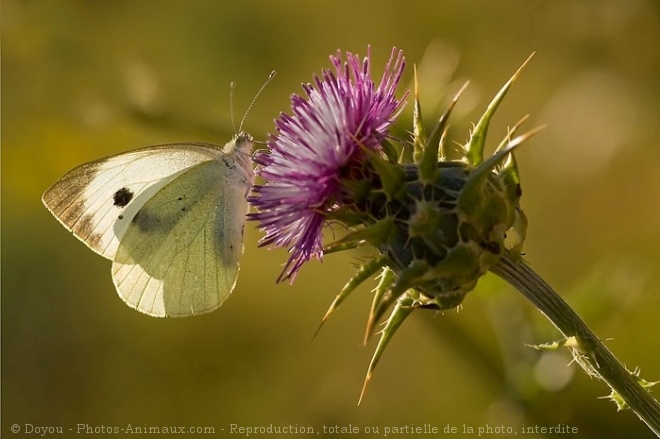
[316,55,542,400]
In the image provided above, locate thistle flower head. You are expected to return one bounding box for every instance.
[249,51,660,431]
[251,48,539,402]
[248,47,406,281]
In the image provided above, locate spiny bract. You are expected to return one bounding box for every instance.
[317,55,541,402]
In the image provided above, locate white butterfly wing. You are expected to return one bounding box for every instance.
[111,158,251,317]
[42,144,223,260]
[43,134,254,317]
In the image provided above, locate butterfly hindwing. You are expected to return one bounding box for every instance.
[111,155,251,317]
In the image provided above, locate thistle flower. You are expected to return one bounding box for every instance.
[248,47,406,281]
[251,49,660,435]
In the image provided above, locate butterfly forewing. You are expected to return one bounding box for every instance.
[42,145,224,259]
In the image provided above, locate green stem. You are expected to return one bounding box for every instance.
[491,251,660,437]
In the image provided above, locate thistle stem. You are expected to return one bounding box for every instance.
[491,251,660,437]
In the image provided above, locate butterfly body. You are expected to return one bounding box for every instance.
[42,133,254,317]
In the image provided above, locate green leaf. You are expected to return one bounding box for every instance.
[363,266,397,344]
[459,126,544,215]
[313,255,389,339]
[365,259,429,341]
[465,53,534,166]
[412,64,427,164]
[324,208,372,228]
[329,216,396,250]
[359,293,416,405]
[323,239,364,255]
[380,139,400,164]
[364,149,407,200]
[418,81,469,184]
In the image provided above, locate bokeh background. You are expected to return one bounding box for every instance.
[3,1,660,437]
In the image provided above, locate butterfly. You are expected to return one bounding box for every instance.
[42,133,255,317]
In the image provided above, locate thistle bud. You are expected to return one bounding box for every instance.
[364,157,518,311]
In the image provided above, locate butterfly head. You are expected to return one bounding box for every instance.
[223,132,254,156]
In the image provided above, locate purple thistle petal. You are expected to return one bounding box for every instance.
[248,47,407,282]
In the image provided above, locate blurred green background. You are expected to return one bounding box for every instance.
[3,0,660,437]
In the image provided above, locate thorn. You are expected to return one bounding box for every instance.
[357,370,373,406]
[311,306,335,341]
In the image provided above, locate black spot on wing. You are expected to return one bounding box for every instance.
[113,187,134,207]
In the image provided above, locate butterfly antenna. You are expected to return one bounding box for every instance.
[238,71,277,133]
[229,81,238,134]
